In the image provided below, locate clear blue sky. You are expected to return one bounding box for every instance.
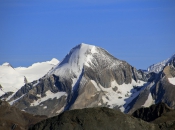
[0,0,175,70]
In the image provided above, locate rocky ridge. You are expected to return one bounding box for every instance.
[128,54,175,113]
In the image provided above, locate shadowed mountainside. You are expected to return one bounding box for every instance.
[132,102,173,122]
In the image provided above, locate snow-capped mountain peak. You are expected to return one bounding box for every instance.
[147,53,175,73]
[48,43,124,88]
[48,43,123,77]
[48,43,97,77]
[44,43,146,113]
[147,59,169,73]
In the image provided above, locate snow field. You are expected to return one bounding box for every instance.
[0,58,59,96]
[91,79,146,112]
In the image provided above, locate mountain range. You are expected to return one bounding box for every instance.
[0,43,175,119]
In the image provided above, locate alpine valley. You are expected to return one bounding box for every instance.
[0,43,175,129]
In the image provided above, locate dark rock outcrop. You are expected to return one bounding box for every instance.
[132,102,172,122]
[152,65,175,108]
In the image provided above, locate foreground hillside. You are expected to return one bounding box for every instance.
[29,107,159,130]
[29,103,175,130]
[0,100,47,130]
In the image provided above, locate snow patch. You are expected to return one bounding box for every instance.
[95,79,146,112]
[9,94,25,105]
[91,80,101,91]
[142,93,154,107]
[168,77,175,85]
[56,106,65,114]
[98,102,102,106]
[30,90,67,106]
[43,106,47,109]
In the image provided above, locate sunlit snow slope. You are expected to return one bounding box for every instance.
[0,58,59,96]
[48,43,97,88]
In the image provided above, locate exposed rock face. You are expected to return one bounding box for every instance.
[0,100,47,130]
[132,102,172,122]
[10,76,68,117]
[127,55,175,113]
[152,65,175,108]
[29,107,159,130]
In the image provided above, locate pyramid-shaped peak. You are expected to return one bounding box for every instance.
[48,43,123,78]
[48,43,99,77]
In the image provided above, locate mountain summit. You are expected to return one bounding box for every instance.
[48,43,98,82]
[48,43,124,89]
